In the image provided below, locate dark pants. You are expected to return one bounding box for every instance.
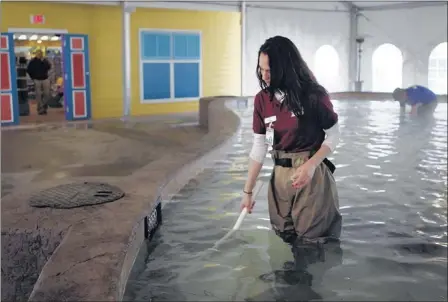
[418,100,438,115]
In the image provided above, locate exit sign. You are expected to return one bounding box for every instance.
[30,14,45,25]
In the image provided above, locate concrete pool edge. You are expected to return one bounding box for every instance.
[12,96,245,301]
[118,97,246,300]
[117,97,245,298]
[329,91,447,102]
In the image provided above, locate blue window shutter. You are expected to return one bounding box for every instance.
[142,63,171,100]
[173,33,200,60]
[141,32,171,60]
[174,63,199,98]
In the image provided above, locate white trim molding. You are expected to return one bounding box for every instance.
[8,28,69,34]
[130,1,239,12]
[50,0,240,11]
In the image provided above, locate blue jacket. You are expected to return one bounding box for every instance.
[406,85,437,105]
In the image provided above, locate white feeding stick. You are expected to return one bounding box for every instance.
[209,181,264,252]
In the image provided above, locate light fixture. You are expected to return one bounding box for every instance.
[50,36,60,41]
[37,40,42,44]
[18,35,27,40]
[29,35,38,40]
[40,35,49,41]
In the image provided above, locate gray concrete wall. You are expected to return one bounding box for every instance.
[1,96,246,302]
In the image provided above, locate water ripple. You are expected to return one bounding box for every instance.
[125,101,447,302]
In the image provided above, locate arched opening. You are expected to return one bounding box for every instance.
[313,45,340,92]
[428,42,447,94]
[372,43,403,92]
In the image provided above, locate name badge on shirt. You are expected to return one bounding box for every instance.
[264,115,277,124]
[265,123,274,146]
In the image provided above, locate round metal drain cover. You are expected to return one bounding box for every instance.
[29,182,125,209]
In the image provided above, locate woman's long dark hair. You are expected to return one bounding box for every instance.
[256,36,328,117]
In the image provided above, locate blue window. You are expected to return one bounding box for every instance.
[139,30,201,102]
[174,63,199,98]
[173,33,200,60]
[142,63,170,100]
[141,32,171,60]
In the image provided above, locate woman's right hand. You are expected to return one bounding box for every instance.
[240,193,255,214]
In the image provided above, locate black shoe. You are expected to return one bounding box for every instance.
[38,111,47,115]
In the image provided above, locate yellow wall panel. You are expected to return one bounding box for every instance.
[1,2,123,119]
[130,8,241,116]
[1,3,242,118]
[88,6,123,119]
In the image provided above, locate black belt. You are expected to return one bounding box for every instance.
[274,158,294,168]
[273,157,336,174]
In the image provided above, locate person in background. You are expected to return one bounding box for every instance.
[27,49,52,115]
[392,85,438,115]
[240,36,342,245]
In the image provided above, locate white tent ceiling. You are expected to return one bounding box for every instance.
[352,0,439,7]
[243,1,445,12]
[59,0,445,12]
[150,1,444,11]
[239,1,443,10]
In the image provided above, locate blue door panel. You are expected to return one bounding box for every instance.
[0,32,19,126]
[62,34,91,121]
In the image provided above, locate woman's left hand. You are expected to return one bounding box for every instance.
[291,161,317,189]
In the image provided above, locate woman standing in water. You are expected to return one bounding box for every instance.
[241,36,342,244]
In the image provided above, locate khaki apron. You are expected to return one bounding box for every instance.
[268,150,342,244]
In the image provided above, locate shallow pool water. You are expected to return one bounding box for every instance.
[124,100,447,301]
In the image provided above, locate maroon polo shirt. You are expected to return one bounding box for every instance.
[252,90,338,153]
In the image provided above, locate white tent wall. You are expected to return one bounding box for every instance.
[244,6,350,96]
[358,5,448,92]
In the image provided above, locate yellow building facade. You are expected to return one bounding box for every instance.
[1,2,241,120]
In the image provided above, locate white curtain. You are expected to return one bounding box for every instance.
[358,5,448,90]
[314,45,341,93]
[244,7,350,96]
[428,42,447,94]
[371,43,403,92]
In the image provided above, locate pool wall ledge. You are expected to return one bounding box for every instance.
[22,96,246,302]
[330,91,447,102]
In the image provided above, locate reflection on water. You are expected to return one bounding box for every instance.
[125,100,447,301]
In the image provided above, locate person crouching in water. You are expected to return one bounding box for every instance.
[392,85,438,115]
[240,36,342,245]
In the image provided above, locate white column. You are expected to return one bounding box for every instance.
[122,1,134,118]
[240,0,246,96]
[348,6,359,91]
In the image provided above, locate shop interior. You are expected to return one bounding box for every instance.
[13,32,65,124]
